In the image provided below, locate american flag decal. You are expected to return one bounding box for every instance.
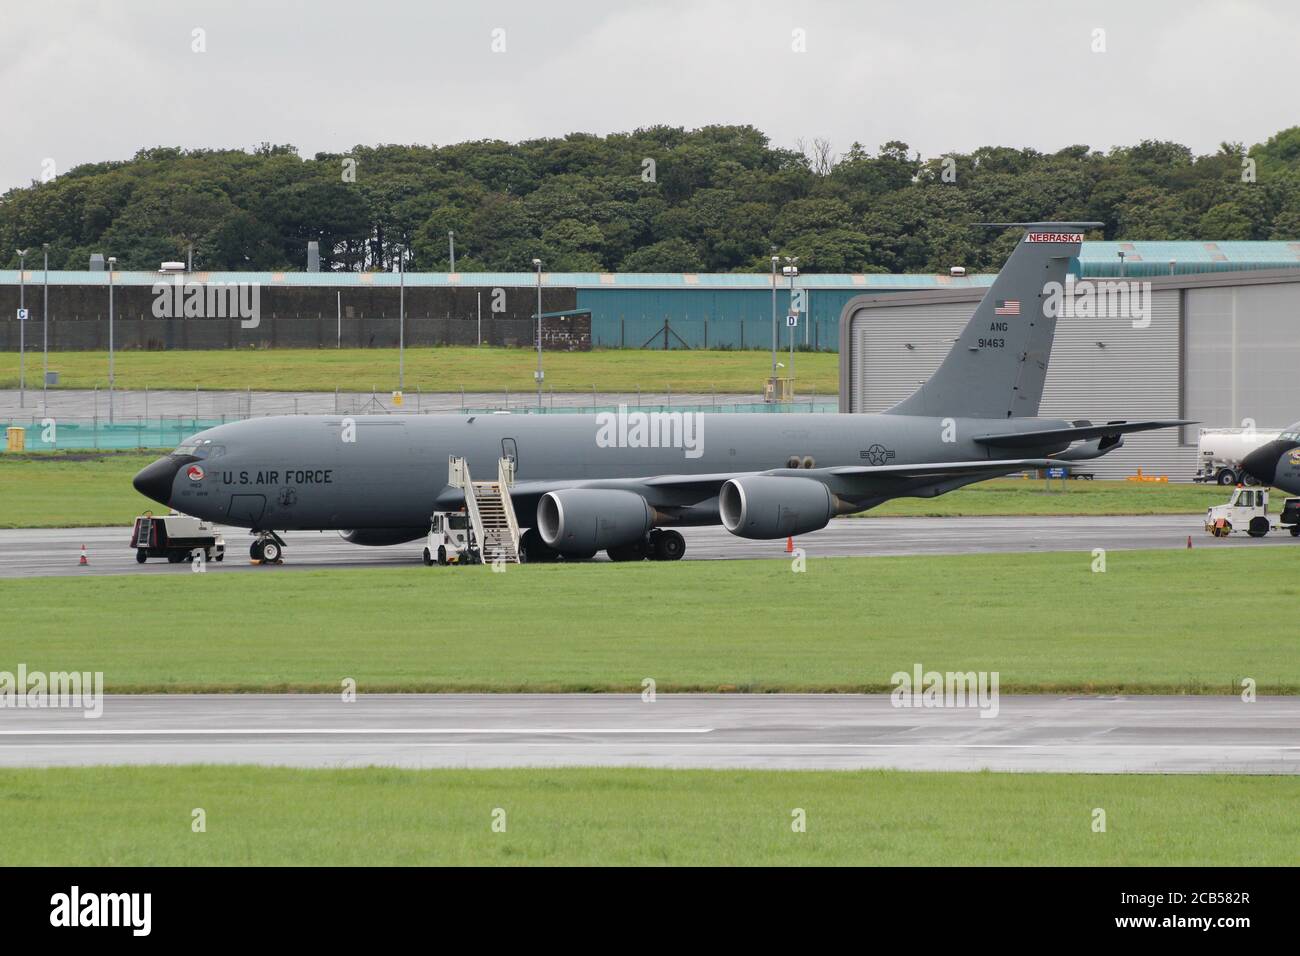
[994,299,1020,315]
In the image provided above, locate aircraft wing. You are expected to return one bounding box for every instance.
[499,459,1062,509]
[972,420,1193,448]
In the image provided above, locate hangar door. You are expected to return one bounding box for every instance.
[1184,282,1300,441]
[849,301,973,412]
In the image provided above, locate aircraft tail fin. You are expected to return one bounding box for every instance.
[885,222,1101,419]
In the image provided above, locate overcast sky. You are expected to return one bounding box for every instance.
[3,0,1296,193]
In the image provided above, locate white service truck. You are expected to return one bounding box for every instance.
[423,511,481,565]
[130,512,226,563]
[1193,427,1282,485]
[1204,487,1300,538]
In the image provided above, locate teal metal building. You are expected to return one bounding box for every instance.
[3,240,1297,353]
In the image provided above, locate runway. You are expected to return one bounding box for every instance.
[0,694,1294,773]
[1,513,1294,578]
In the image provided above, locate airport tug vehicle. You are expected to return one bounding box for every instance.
[424,511,480,566]
[1204,487,1300,538]
[130,511,226,563]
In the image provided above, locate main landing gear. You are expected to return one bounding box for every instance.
[249,531,287,564]
[606,529,685,562]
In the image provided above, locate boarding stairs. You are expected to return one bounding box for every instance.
[448,456,522,564]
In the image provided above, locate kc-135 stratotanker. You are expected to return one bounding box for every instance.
[133,223,1188,563]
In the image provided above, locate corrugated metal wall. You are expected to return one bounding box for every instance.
[848,290,1193,480]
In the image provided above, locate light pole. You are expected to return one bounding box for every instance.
[448,231,456,273]
[16,249,26,408]
[769,254,778,389]
[398,245,405,391]
[42,244,49,416]
[533,258,543,410]
[783,257,799,398]
[107,256,116,423]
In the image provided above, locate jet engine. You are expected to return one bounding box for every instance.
[537,489,655,554]
[339,528,427,546]
[719,475,834,539]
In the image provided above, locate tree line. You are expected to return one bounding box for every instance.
[2,125,1298,275]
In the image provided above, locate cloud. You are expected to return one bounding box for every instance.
[2,0,1295,193]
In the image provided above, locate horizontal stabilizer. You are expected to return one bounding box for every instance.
[972,420,1193,448]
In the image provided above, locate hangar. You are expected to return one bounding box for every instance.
[837,267,1300,480]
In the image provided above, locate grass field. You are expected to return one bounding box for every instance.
[868,477,1225,516]
[0,452,158,527]
[0,347,841,395]
[0,766,1292,865]
[0,452,1229,529]
[2,550,1295,693]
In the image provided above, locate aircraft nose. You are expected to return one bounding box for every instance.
[1241,443,1279,486]
[132,456,185,507]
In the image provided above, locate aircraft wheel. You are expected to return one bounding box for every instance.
[135,549,147,564]
[423,547,434,566]
[437,545,448,566]
[250,541,264,561]
[653,529,685,561]
[261,540,282,562]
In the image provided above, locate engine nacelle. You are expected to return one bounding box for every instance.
[339,528,426,546]
[719,475,834,540]
[537,489,654,554]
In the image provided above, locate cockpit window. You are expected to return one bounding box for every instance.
[172,439,224,460]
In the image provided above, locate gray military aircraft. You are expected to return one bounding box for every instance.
[133,222,1187,563]
[1242,424,1300,493]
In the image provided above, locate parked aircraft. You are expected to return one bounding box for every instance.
[133,223,1186,562]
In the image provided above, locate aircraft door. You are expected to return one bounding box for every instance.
[502,438,518,470]
[228,494,267,526]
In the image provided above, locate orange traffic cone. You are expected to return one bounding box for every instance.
[785,536,794,553]
[79,544,88,566]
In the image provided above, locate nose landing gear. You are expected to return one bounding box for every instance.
[250,531,286,564]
